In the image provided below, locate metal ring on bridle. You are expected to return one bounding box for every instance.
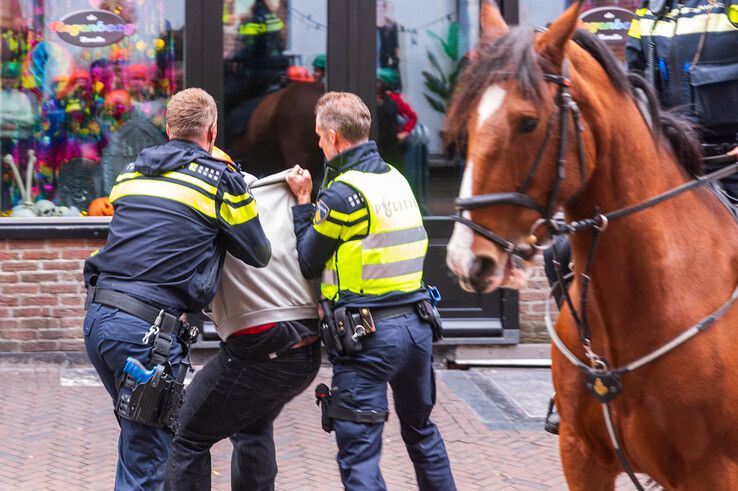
[528,218,556,251]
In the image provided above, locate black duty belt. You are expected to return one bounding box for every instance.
[367,304,417,323]
[86,287,195,341]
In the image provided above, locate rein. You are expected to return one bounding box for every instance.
[450,59,738,489]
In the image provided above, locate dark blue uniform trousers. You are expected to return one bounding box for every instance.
[84,303,184,491]
[331,312,456,490]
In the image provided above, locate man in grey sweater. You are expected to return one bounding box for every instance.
[166,166,321,491]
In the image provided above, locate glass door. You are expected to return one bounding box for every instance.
[221,0,327,179]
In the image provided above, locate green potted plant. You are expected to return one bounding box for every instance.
[422,21,463,115]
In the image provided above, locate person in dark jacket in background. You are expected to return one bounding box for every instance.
[626,0,738,198]
[82,87,270,490]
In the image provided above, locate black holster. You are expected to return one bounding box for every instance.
[334,307,365,356]
[314,383,389,433]
[315,383,333,432]
[319,300,345,357]
[117,361,185,430]
[319,301,375,357]
[416,299,443,342]
[86,287,197,431]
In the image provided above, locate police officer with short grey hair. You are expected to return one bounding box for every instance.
[287,91,456,490]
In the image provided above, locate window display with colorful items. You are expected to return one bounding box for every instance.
[0,0,183,219]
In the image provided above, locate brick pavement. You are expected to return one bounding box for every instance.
[0,364,570,490]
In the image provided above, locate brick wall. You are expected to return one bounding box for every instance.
[0,239,105,353]
[0,238,552,353]
[518,256,552,343]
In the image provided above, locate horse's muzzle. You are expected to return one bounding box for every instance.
[468,255,498,292]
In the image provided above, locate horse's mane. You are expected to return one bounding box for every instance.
[445,27,702,177]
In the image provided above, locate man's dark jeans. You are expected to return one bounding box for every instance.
[165,328,321,491]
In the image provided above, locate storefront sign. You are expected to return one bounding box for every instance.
[579,7,635,60]
[48,10,136,48]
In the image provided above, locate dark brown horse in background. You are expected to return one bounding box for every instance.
[446,2,738,489]
[227,81,325,184]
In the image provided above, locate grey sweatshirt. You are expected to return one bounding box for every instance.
[207,170,319,340]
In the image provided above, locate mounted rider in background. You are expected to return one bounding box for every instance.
[626,0,738,199]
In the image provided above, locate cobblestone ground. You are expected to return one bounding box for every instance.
[0,365,569,490]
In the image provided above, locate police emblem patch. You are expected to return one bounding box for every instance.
[315,199,330,224]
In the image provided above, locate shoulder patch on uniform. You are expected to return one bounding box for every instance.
[187,161,222,183]
[315,199,330,224]
[346,192,365,210]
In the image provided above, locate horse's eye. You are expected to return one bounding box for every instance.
[518,118,538,133]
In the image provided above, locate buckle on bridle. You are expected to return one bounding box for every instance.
[528,217,574,251]
[594,214,609,232]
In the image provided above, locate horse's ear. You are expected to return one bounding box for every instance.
[480,1,508,40]
[534,1,583,68]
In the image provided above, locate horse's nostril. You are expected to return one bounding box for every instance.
[469,256,496,283]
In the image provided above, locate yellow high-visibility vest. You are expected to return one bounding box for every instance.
[320,166,428,301]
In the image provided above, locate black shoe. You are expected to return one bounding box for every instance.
[544,397,559,435]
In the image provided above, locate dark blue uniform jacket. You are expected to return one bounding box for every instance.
[84,139,271,313]
[626,1,738,141]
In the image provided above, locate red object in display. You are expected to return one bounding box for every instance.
[127,64,148,80]
[104,89,131,117]
[286,66,314,82]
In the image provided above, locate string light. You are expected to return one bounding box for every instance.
[286,7,458,34]
[397,11,457,35]
[396,11,458,46]
[288,6,326,31]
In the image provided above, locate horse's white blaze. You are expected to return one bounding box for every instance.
[476,85,506,130]
[447,159,477,291]
[448,86,507,291]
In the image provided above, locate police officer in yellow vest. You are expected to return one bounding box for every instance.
[287,92,456,491]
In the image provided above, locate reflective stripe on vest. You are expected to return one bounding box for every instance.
[628,5,737,40]
[239,14,284,36]
[320,166,428,301]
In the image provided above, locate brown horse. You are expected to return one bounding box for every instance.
[446,2,738,489]
[228,81,325,184]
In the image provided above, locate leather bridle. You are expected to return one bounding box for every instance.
[450,59,588,259]
[450,58,738,490]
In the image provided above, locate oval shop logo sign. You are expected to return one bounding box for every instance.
[49,10,136,48]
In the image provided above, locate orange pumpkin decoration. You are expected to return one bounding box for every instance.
[88,197,114,216]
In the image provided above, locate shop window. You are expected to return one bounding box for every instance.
[0,0,183,219]
[221,0,327,179]
[374,0,480,216]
